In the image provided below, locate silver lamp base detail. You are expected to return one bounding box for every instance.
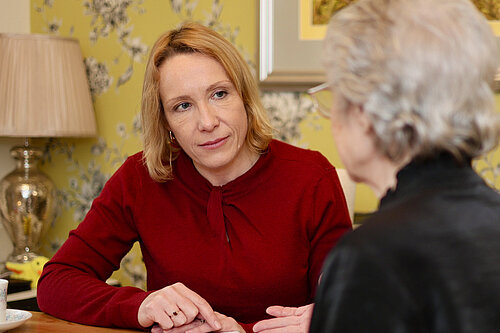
[0,144,57,264]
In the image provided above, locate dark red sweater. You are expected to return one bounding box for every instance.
[37,140,352,332]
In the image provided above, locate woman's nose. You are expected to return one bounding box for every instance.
[197,103,220,131]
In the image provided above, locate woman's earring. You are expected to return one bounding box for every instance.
[169,130,176,142]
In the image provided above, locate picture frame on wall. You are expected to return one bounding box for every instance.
[491,16,500,92]
[495,34,500,93]
[258,0,326,90]
[258,0,500,92]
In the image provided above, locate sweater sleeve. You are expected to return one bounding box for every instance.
[37,157,150,329]
[307,167,353,297]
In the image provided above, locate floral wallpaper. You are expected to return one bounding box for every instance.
[30,0,500,288]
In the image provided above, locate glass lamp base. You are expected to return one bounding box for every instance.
[0,144,57,266]
[7,250,41,264]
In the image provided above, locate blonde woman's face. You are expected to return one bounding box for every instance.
[158,53,255,184]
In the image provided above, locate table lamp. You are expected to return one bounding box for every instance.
[0,33,97,263]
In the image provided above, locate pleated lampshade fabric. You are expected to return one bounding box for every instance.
[0,33,97,137]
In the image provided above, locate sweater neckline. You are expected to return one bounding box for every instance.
[173,142,273,198]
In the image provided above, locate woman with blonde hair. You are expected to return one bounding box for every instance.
[37,22,351,333]
[308,0,500,332]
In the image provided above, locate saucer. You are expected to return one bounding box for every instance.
[0,309,32,332]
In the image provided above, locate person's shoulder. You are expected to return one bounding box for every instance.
[119,151,144,167]
[113,151,148,177]
[328,217,403,272]
[344,204,438,257]
[269,139,333,172]
[125,151,145,164]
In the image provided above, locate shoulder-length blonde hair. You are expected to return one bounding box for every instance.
[141,22,273,182]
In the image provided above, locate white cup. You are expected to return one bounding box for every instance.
[0,278,7,322]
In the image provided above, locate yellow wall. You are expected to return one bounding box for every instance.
[29,0,500,286]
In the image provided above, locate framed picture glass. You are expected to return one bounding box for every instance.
[492,22,500,92]
[258,0,326,90]
[258,0,500,91]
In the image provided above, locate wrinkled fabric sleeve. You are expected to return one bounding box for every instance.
[37,158,151,329]
[239,167,352,333]
[307,167,353,297]
[309,241,416,333]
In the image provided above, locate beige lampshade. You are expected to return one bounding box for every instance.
[0,33,97,137]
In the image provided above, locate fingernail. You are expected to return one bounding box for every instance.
[215,320,222,330]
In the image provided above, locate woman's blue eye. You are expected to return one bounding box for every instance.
[175,102,191,112]
[213,90,227,99]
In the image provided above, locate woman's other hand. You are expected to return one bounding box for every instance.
[138,282,221,331]
[252,304,313,333]
[152,311,244,333]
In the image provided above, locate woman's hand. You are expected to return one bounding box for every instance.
[138,282,221,331]
[152,311,244,333]
[252,304,313,333]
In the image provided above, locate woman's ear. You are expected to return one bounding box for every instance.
[350,104,373,134]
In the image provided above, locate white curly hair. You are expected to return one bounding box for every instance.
[322,0,500,162]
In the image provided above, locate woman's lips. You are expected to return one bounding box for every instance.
[199,136,228,149]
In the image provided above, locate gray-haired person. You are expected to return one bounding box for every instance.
[308,0,500,332]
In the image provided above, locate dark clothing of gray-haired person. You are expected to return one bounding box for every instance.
[310,153,500,333]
